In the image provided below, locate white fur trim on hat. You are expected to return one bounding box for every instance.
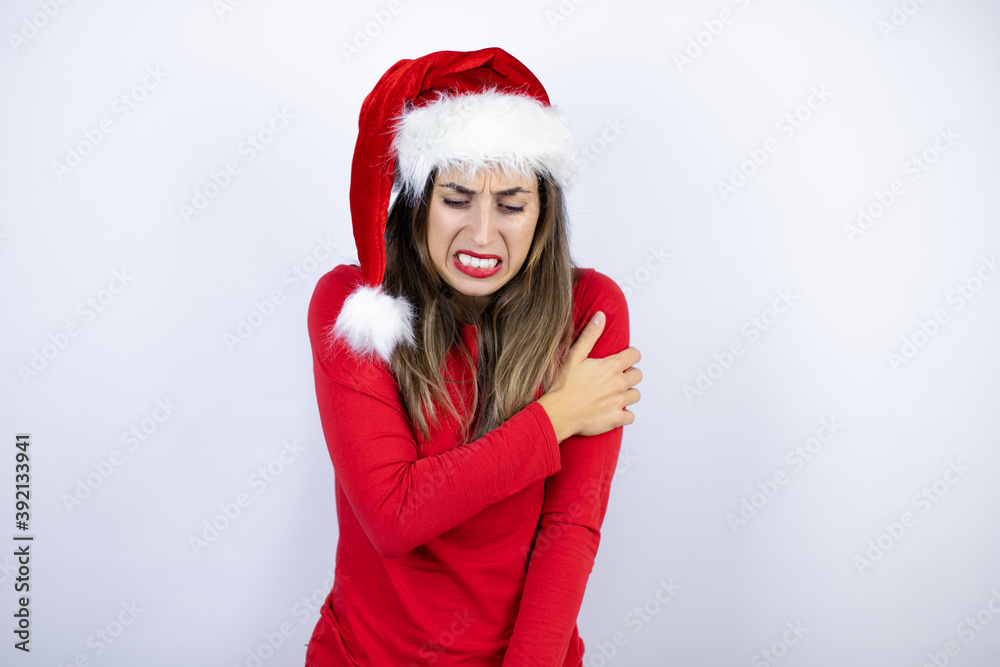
[332,285,416,364]
[391,87,578,200]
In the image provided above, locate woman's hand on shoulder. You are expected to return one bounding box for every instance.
[537,311,641,441]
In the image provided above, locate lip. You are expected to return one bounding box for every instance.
[456,250,501,260]
[453,252,503,278]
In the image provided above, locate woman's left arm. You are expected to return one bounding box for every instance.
[502,271,631,666]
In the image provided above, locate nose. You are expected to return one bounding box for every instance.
[469,203,498,247]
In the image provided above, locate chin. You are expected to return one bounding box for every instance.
[454,283,493,297]
[452,274,502,293]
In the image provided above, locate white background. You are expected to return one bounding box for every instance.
[1,0,999,665]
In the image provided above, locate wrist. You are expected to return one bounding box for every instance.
[536,392,575,444]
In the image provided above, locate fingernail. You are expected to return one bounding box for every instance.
[591,312,604,326]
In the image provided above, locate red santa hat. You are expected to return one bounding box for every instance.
[333,47,578,364]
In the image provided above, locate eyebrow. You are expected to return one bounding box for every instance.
[438,182,532,196]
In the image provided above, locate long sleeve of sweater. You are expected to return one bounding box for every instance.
[308,266,562,559]
[502,270,630,666]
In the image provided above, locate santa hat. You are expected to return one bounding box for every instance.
[333,47,578,364]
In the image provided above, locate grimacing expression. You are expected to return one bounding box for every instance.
[425,165,541,303]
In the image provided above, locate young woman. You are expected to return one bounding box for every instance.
[305,47,642,666]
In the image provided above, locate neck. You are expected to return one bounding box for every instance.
[453,292,489,324]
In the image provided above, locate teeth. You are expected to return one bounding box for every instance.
[458,253,498,269]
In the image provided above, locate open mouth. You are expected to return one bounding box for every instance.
[453,252,503,278]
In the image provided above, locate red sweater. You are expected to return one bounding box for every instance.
[304,264,629,666]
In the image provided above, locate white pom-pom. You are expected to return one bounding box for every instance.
[332,285,416,364]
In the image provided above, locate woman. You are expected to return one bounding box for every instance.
[305,47,642,666]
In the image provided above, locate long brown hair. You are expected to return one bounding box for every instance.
[382,167,578,443]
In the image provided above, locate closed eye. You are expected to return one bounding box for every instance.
[443,199,525,215]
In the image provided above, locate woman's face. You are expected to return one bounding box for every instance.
[425,165,541,305]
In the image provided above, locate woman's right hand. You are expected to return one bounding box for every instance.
[536,311,642,442]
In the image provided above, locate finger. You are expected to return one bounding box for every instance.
[611,346,641,371]
[625,387,640,405]
[626,346,640,365]
[624,366,642,386]
[569,311,605,362]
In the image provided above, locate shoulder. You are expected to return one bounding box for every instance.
[308,264,364,336]
[307,264,393,388]
[571,268,629,357]
[572,267,628,321]
[310,263,364,308]
[573,268,626,305]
